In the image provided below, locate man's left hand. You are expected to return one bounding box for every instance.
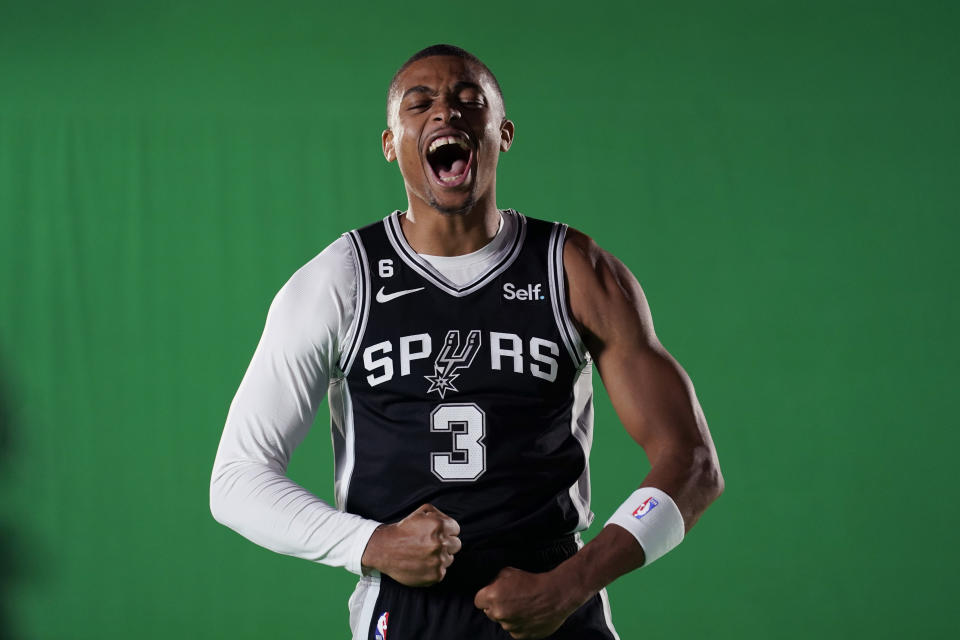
[474,566,583,639]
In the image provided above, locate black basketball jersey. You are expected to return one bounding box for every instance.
[328,210,594,548]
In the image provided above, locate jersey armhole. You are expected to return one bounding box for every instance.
[548,223,590,370]
[336,230,371,376]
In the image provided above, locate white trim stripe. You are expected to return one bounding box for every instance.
[575,534,621,640]
[336,233,359,373]
[567,363,595,532]
[340,230,371,376]
[599,588,622,640]
[384,210,527,298]
[348,576,382,640]
[330,378,357,511]
[550,224,588,366]
[548,223,582,367]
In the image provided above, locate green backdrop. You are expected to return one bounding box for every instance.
[1,1,957,638]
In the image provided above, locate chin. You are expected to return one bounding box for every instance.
[428,192,477,216]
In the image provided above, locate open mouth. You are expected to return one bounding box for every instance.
[425,135,474,188]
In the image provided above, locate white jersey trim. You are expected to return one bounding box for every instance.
[339,230,371,376]
[329,376,357,512]
[548,223,589,368]
[567,362,595,532]
[384,209,527,297]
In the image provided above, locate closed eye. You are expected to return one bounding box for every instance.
[458,93,485,108]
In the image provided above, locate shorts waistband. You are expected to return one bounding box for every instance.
[424,533,580,594]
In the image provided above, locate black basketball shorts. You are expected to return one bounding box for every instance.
[347,535,620,640]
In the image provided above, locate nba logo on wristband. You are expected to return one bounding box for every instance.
[375,611,389,640]
[607,488,683,567]
[632,497,659,519]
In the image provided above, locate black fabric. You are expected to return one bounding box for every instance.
[340,211,589,548]
[366,537,617,640]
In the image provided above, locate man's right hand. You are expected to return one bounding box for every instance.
[360,504,462,587]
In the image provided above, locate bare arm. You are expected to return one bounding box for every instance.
[476,228,724,638]
[553,228,723,589]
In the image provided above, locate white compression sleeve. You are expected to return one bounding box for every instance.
[209,236,380,575]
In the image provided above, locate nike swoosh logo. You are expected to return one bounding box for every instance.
[376,286,425,303]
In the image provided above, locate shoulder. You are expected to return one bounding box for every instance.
[561,226,601,273]
[561,226,655,348]
[267,235,359,333]
[284,234,356,289]
[560,225,630,303]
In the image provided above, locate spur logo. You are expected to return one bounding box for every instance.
[425,330,482,398]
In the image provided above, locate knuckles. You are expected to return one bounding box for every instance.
[389,504,464,587]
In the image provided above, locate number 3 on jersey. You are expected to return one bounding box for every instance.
[430,403,486,481]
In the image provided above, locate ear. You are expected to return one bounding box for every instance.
[382,129,396,162]
[499,119,515,152]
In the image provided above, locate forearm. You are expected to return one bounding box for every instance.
[642,441,725,531]
[551,525,646,611]
[554,450,723,607]
[210,455,380,574]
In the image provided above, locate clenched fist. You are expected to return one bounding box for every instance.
[474,566,581,639]
[361,504,462,587]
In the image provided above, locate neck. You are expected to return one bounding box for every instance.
[401,190,502,256]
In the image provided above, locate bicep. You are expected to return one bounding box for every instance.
[565,234,708,459]
[595,332,706,460]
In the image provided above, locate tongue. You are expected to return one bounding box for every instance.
[439,158,468,179]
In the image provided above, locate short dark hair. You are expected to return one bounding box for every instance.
[386,44,504,126]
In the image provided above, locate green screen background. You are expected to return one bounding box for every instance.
[1,1,957,638]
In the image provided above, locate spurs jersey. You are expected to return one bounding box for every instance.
[329,209,594,547]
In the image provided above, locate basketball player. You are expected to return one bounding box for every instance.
[210,44,724,640]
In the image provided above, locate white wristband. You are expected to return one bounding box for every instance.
[605,487,685,567]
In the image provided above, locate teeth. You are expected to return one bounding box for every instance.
[428,135,470,154]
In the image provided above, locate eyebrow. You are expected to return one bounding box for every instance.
[401,85,436,100]
[453,81,484,94]
[401,81,485,100]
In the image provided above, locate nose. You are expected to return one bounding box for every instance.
[431,99,461,123]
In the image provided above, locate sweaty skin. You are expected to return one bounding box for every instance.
[362,55,724,640]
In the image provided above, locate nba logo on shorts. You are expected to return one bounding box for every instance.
[632,497,659,520]
[375,611,389,640]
